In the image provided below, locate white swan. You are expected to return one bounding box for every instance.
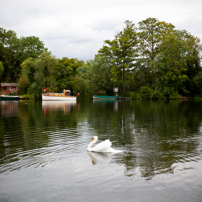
[87,136,122,153]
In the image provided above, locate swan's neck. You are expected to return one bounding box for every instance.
[87,140,96,151]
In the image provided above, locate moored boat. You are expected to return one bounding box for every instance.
[0,95,19,100]
[42,89,76,101]
[93,95,118,100]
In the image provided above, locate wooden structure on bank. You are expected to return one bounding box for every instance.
[0,83,19,95]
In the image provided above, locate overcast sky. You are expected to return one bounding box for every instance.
[1,0,202,61]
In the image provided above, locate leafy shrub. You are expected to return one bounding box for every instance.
[170,91,182,99]
[139,86,153,100]
[151,88,165,100]
[18,75,29,95]
[129,92,136,99]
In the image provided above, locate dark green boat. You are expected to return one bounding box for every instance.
[93,95,118,100]
[0,95,19,100]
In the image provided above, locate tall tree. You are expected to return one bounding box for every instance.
[0,27,47,82]
[182,31,202,95]
[98,20,139,94]
[86,55,114,95]
[21,52,57,98]
[153,32,189,95]
[0,61,4,81]
[138,18,175,86]
[14,36,47,68]
[54,57,84,94]
[0,28,18,81]
[138,18,175,61]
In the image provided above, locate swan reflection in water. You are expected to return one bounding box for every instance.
[88,151,114,165]
[87,136,122,165]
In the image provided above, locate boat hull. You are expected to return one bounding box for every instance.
[42,94,76,101]
[93,95,118,100]
[0,95,19,100]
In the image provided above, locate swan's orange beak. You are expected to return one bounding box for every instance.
[91,138,94,141]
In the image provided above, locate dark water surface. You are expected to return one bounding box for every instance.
[0,100,202,202]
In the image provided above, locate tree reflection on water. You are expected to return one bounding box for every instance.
[87,100,202,180]
[0,100,202,180]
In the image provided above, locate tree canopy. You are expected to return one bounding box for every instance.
[0,28,47,82]
[1,18,202,99]
[94,18,202,98]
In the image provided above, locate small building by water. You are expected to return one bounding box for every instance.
[0,83,19,95]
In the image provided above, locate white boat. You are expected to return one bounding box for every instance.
[42,89,76,101]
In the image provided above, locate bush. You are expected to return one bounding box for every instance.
[151,88,166,100]
[139,86,153,100]
[18,75,29,95]
[194,96,202,101]
[170,91,182,99]
[129,92,136,99]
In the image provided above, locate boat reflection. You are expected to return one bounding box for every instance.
[93,100,119,111]
[42,101,76,114]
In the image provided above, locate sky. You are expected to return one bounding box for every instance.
[1,0,202,61]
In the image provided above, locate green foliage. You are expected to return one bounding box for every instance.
[18,74,29,95]
[14,36,47,68]
[129,92,136,99]
[55,57,84,94]
[21,53,84,98]
[85,18,202,99]
[1,18,202,99]
[169,91,182,99]
[139,86,153,100]
[0,27,47,82]
[98,20,139,94]
[153,30,200,96]
[21,52,57,98]
[86,55,114,95]
[151,88,165,100]
[138,17,175,61]
[0,61,4,79]
[193,71,202,94]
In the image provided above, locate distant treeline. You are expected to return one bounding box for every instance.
[0,18,202,99]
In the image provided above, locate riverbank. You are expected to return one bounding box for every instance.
[18,94,34,100]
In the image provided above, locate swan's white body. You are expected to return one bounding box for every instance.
[87,136,122,153]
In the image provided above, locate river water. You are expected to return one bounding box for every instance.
[0,100,202,202]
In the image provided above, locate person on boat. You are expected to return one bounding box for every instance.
[63,89,69,95]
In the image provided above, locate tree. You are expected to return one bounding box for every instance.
[0,28,18,81]
[138,18,175,61]
[14,36,47,68]
[0,61,4,80]
[54,57,84,94]
[86,55,114,95]
[138,18,175,86]
[153,32,189,95]
[193,71,202,94]
[0,27,48,82]
[21,53,84,98]
[183,31,202,95]
[98,20,139,94]
[21,52,57,98]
